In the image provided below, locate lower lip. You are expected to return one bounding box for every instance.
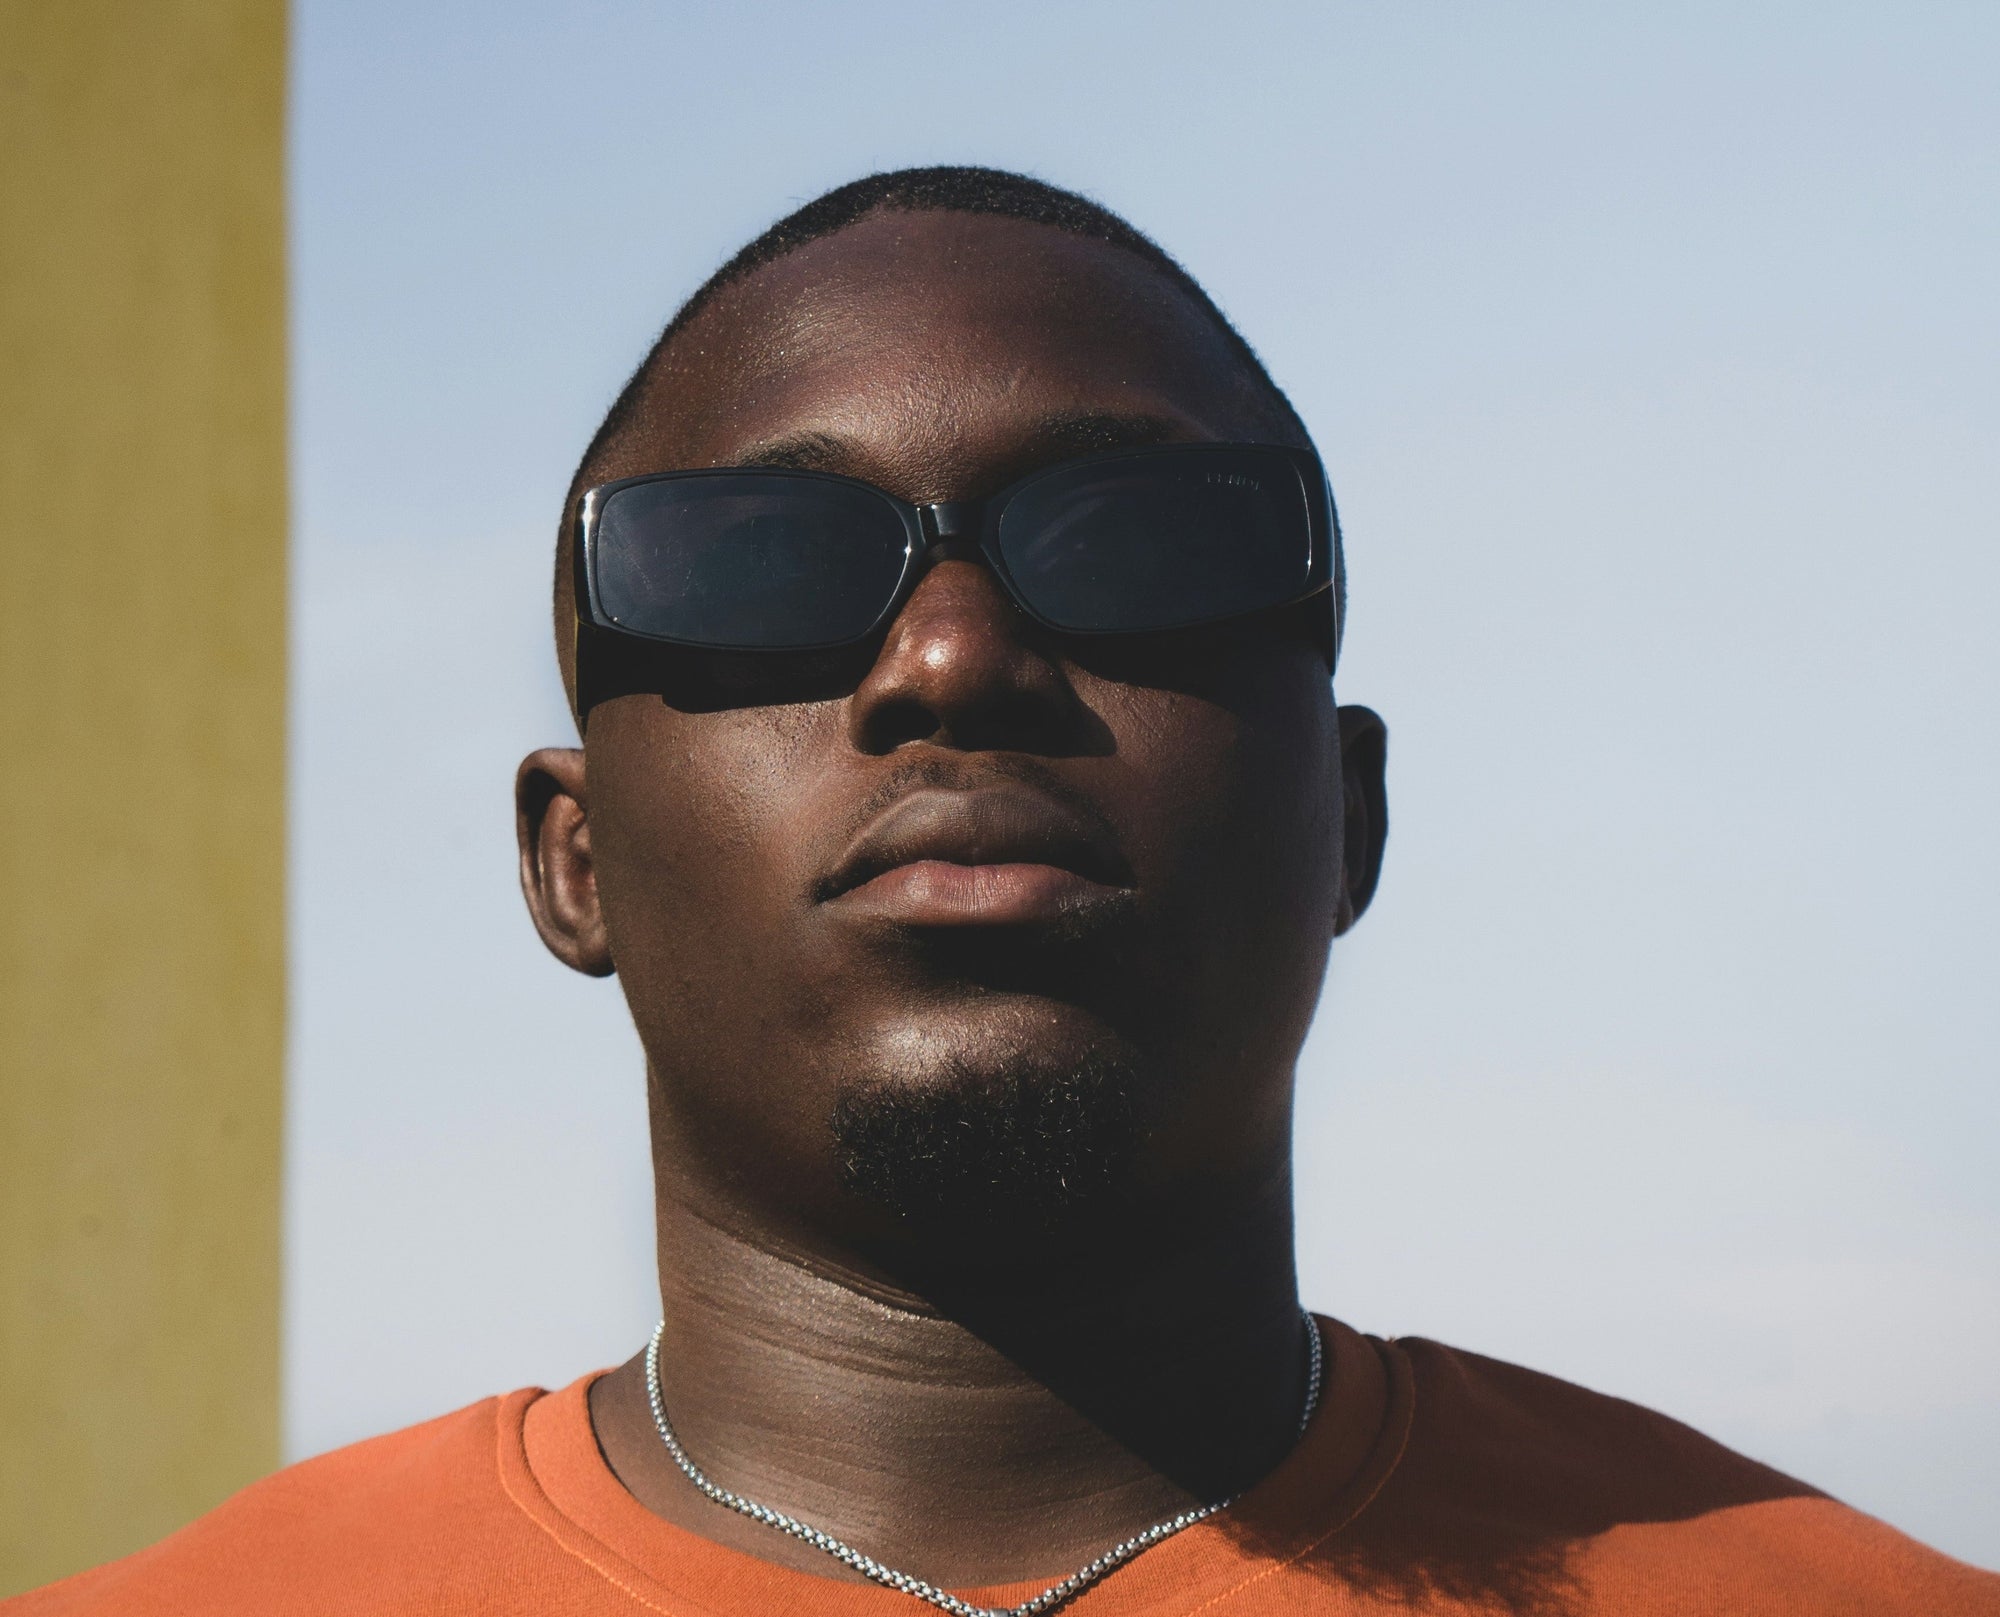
[832,861,1119,926]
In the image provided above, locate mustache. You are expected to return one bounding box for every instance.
[835,753,1122,859]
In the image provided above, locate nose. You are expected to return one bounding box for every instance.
[846,557,1085,756]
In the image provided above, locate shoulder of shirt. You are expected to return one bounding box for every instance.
[1384,1333,1807,1504]
[1,1388,557,1615]
[1336,1335,2000,1613]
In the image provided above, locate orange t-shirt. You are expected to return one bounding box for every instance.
[11,1318,1996,1615]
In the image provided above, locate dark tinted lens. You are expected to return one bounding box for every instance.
[995,450,1313,633]
[592,475,909,648]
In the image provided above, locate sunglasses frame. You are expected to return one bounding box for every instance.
[572,442,1341,714]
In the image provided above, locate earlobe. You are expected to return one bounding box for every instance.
[1332,706,1388,936]
[515,747,616,977]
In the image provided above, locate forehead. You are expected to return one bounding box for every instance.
[611,211,1282,500]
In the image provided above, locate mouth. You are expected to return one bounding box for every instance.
[818,786,1133,927]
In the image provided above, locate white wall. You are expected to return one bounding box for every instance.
[290,0,2000,1565]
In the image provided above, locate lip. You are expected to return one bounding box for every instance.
[819,786,1132,926]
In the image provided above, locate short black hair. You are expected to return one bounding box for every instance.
[572,164,1313,486]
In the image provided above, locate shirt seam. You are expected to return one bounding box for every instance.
[495,1389,736,1617]
[1173,1338,1416,1617]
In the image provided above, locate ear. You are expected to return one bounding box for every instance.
[1333,705,1388,936]
[516,747,615,976]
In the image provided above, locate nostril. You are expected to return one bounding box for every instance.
[858,693,944,753]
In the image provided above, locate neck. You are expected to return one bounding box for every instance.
[588,1168,1309,1588]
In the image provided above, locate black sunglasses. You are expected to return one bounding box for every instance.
[573,442,1341,712]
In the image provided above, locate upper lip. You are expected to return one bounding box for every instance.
[818,786,1133,902]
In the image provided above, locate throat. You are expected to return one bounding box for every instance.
[587,1190,1312,1590]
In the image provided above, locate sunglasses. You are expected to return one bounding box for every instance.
[573,442,1341,712]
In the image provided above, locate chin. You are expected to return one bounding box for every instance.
[827,1009,1168,1260]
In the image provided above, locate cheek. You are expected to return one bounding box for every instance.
[1087,661,1342,921]
[584,699,838,984]
[1063,664,1340,1143]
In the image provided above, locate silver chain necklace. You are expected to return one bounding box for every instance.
[643,1311,1323,1617]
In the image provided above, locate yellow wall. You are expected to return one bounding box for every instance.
[0,0,287,1593]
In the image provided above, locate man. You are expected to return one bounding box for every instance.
[15,167,1995,1614]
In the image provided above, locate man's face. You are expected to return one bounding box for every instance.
[522,211,1384,1262]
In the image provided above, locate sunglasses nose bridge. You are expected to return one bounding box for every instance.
[904,498,1030,628]
[917,500,981,544]
[910,499,993,577]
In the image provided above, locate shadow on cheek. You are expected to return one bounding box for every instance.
[582,633,881,717]
[1060,606,1328,701]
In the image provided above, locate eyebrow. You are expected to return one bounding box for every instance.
[731,430,851,471]
[732,410,1185,481]
[1012,409,1182,457]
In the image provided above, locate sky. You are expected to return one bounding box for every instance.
[289,0,2000,1566]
